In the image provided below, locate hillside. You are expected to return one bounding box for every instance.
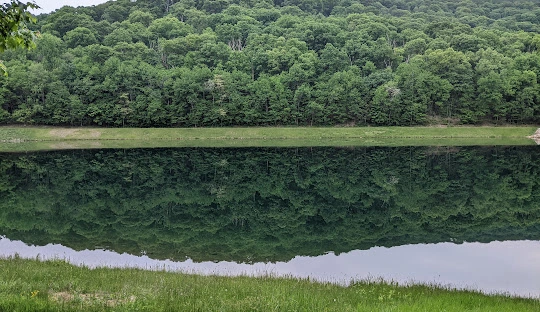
[1,0,540,127]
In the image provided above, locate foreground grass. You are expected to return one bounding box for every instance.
[0,126,537,151]
[0,258,538,312]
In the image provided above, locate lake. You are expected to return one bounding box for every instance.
[0,146,539,297]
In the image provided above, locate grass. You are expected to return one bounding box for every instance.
[0,126,537,151]
[0,257,538,311]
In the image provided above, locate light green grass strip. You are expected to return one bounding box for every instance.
[0,126,537,140]
[0,126,537,151]
[0,258,538,312]
[0,137,536,152]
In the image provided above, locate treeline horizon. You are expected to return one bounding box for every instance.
[1,0,540,127]
[1,146,539,262]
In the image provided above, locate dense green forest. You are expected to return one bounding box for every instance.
[1,146,539,262]
[1,0,540,126]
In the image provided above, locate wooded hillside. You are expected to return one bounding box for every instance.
[1,0,540,126]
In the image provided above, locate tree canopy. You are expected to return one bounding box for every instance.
[1,0,540,126]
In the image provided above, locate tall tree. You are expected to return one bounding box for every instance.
[0,1,39,75]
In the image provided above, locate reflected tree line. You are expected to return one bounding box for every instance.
[0,146,539,262]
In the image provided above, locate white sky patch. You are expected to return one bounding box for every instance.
[0,0,115,14]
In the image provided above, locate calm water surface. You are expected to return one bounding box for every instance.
[0,146,539,297]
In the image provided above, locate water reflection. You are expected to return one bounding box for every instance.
[1,237,539,298]
[1,146,539,296]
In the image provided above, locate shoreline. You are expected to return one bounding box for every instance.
[0,126,537,151]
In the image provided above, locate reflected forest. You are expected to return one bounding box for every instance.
[1,146,539,263]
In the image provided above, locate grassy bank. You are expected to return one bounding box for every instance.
[0,126,537,151]
[0,258,538,312]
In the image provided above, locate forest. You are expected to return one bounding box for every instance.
[1,0,540,127]
[1,146,539,262]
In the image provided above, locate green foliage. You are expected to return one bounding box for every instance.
[0,1,39,52]
[0,1,39,75]
[0,146,539,263]
[2,0,540,125]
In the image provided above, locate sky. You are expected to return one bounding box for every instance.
[0,0,113,14]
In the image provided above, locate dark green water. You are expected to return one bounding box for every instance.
[1,146,539,263]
